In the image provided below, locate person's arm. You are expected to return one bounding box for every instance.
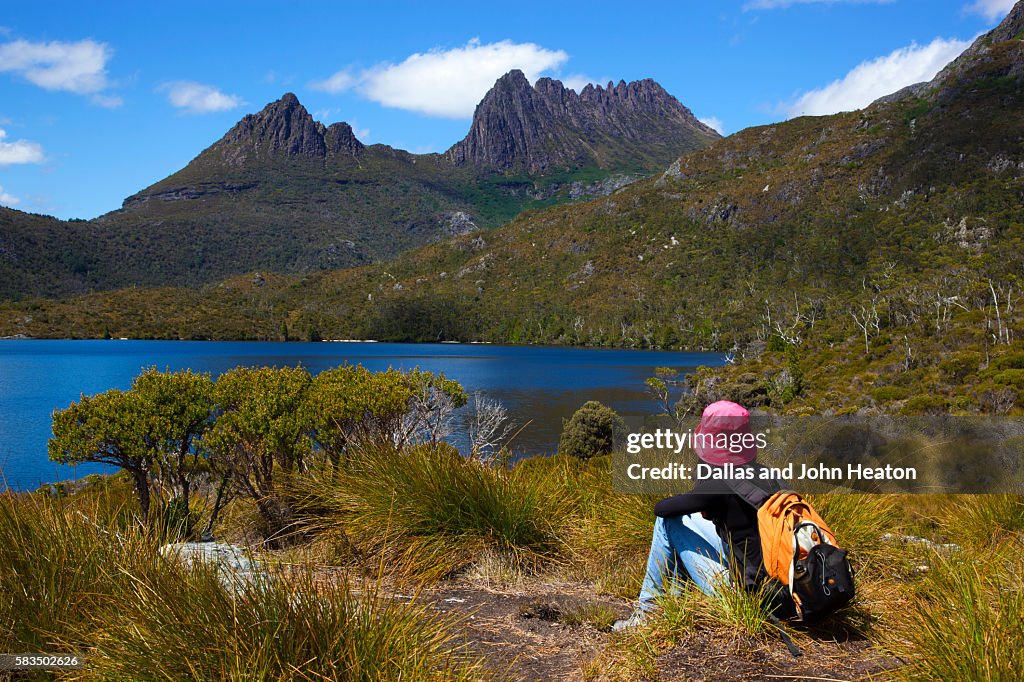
[653,479,727,517]
[653,491,717,517]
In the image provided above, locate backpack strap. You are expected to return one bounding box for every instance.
[768,614,802,657]
[724,466,785,508]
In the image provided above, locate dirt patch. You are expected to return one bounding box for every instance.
[421,581,628,681]
[417,580,900,681]
[655,629,900,682]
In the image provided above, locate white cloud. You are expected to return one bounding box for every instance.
[965,0,1016,21]
[311,38,570,118]
[163,81,244,114]
[0,185,20,206]
[0,128,44,165]
[745,0,892,8]
[0,38,114,96]
[700,116,726,134]
[312,69,356,94]
[781,36,972,117]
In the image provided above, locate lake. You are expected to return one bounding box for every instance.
[0,340,723,491]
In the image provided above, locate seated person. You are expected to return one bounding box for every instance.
[613,400,794,630]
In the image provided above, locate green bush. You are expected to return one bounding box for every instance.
[559,401,626,460]
[993,352,1024,370]
[993,368,1024,389]
[939,351,982,382]
[872,385,910,402]
[900,394,949,415]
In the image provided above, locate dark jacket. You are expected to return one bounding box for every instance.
[653,463,795,617]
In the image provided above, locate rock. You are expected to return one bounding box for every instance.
[880,533,960,554]
[440,211,478,237]
[446,70,719,173]
[159,542,275,593]
[944,216,992,251]
[656,159,685,186]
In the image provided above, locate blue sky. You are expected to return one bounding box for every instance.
[0,0,1015,219]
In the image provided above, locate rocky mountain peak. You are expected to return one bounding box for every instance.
[215,93,364,161]
[447,71,719,173]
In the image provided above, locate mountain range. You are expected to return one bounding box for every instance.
[0,71,717,299]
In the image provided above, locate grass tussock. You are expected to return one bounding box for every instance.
[571,489,658,597]
[0,490,157,653]
[540,455,661,597]
[560,599,620,630]
[87,566,481,681]
[940,493,1024,548]
[0,491,486,681]
[586,579,777,681]
[891,538,1024,681]
[294,444,573,581]
[808,493,899,576]
[695,577,776,639]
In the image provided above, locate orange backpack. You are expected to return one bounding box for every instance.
[731,481,855,621]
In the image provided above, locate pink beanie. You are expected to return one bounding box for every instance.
[693,400,757,466]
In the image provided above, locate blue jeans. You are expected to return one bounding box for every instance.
[637,513,729,611]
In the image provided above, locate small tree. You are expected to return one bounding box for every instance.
[645,366,680,416]
[559,401,625,460]
[131,368,215,512]
[48,368,216,525]
[304,366,416,465]
[204,366,312,545]
[50,389,156,518]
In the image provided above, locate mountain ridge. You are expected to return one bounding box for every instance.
[0,72,716,299]
[446,70,718,173]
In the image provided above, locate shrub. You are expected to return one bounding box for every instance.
[559,401,626,460]
[872,385,909,402]
[939,351,982,382]
[48,367,216,523]
[992,369,1024,402]
[900,394,949,415]
[992,351,1024,370]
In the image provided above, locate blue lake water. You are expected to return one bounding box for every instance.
[0,340,723,491]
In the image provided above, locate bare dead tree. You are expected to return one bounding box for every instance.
[989,280,1014,346]
[466,392,517,463]
[851,301,881,355]
[401,375,462,446]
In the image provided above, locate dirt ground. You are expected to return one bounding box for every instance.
[417,579,901,682]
